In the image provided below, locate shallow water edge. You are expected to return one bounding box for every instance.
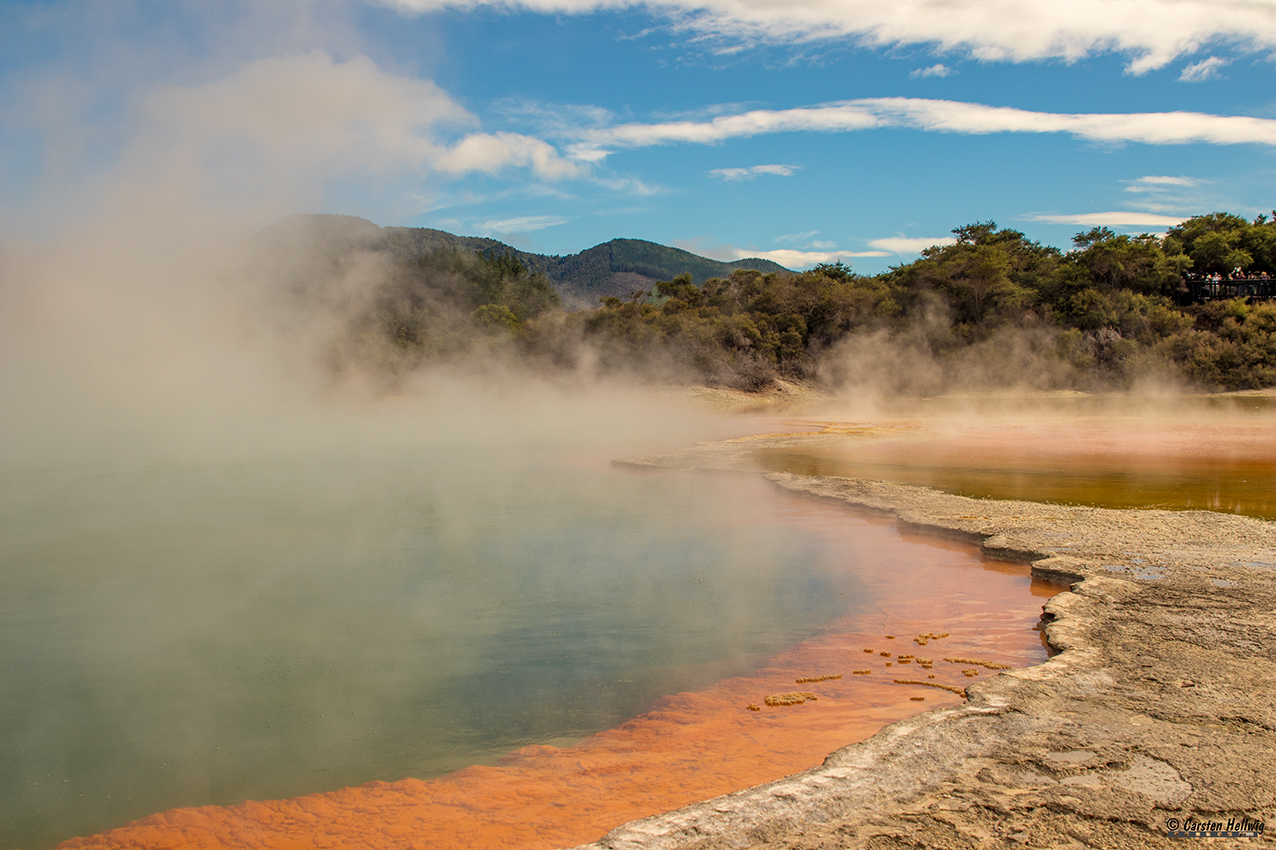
[43,482,1051,850]
[566,454,1276,849]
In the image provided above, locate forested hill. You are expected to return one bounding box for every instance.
[540,238,792,299]
[383,228,789,301]
[254,210,1276,394]
[258,215,789,302]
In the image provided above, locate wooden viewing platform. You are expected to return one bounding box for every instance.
[1183,272,1276,303]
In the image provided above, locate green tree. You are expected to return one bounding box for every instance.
[1165,213,1256,275]
[1068,227,1189,296]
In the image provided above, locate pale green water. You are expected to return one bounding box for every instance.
[0,445,877,849]
[760,450,1276,519]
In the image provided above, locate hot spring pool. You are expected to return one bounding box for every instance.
[1,441,906,849]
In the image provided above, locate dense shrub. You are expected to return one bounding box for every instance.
[334,211,1276,392]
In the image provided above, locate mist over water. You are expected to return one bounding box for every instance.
[780,393,1276,519]
[0,85,869,844]
[1,400,875,849]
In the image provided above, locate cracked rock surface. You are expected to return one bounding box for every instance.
[567,441,1276,849]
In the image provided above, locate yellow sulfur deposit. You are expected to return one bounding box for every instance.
[944,657,1012,670]
[893,679,967,696]
[764,691,818,707]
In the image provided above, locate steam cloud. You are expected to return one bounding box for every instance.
[0,36,607,471]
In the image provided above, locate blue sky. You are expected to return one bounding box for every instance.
[1,0,1274,273]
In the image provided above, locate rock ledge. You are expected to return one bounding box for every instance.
[569,451,1276,849]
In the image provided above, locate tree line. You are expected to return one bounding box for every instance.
[337,210,1276,393]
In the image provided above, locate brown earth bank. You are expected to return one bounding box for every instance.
[582,437,1276,849]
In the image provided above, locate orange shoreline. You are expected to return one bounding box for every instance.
[55,500,1054,850]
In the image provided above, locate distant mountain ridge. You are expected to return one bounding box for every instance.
[261,215,792,303]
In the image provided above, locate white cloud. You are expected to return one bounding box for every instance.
[753,163,799,176]
[1179,55,1230,82]
[910,64,954,79]
[776,230,820,243]
[436,131,586,179]
[381,0,1276,74]
[1124,175,1202,188]
[730,247,890,268]
[774,231,837,249]
[869,236,958,253]
[1116,175,1209,213]
[594,175,665,195]
[491,98,616,131]
[1122,175,1204,195]
[572,98,1276,161]
[707,168,753,181]
[478,214,570,233]
[708,163,800,180]
[1023,211,1189,226]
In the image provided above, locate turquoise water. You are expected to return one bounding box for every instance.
[0,443,873,849]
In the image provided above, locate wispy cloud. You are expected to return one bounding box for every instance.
[1117,175,1208,214]
[383,0,1276,74]
[869,235,957,253]
[490,98,615,132]
[774,231,836,249]
[730,247,890,268]
[1179,56,1230,82]
[775,230,820,243]
[594,175,665,195]
[708,163,800,180]
[1023,211,1188,227]
[571,98,1276,161]
[478,214,570,233]
[1122,175,1202,191]
[910,64,954,79]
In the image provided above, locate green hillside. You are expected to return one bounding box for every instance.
[376,225,789,301]
[549,238,789,297]
[380,226,555,277]
[257,216,792,302]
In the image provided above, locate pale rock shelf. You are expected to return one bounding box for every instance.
[574,437,1276,849]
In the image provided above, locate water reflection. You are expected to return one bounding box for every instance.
[0,451,862,849]
[40,491,1052,850]
[758,413,1276,519]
